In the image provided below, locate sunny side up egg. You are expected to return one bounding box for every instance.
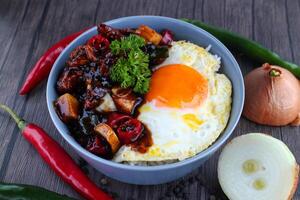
[113,41,232,164]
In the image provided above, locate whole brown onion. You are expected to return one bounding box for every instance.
[243,63,300,126]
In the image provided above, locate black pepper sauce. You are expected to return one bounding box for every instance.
[54,24,169,159]
[129,100,153,153]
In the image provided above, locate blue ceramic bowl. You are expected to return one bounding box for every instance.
[47,16,244,185]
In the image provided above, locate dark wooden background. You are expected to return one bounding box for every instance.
[0,0,299,199]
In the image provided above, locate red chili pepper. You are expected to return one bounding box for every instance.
[107,113,143,144]
[0,103,112,200]
[107,112,131,130]
[19,29,87,95]
[87,35,110,51]
[117,118,144,144]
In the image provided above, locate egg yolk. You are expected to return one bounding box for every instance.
[146,64,208,108]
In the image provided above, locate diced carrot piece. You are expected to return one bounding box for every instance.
[136,25,162,45]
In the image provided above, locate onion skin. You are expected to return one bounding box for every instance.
[290,114,300,126]
[243,63,300,126]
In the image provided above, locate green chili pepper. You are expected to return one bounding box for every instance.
[0,182,76,200]
[181,18,300,78]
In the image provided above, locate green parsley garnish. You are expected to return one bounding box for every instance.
[110,34,151,94]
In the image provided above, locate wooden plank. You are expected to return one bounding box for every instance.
[0,0,29,168]
[0,0,51,180]
[286,0,300,64]
[0,0,42,177]
[202,0,226,27]
[0,0,29,72]
[1,0,100,199]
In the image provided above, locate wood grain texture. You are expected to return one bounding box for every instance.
[0,0,299,199]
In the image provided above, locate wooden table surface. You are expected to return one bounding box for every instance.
[0,0,300,199]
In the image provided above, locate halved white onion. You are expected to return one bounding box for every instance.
[218,133,299,200]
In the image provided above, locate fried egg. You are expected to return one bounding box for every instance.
[113,41,232,164]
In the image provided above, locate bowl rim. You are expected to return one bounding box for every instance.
[46,15,244,171]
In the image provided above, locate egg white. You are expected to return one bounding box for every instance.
[113,41,232,164]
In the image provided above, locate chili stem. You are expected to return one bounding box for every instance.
[269,69,281,77]
[0,103,26,130]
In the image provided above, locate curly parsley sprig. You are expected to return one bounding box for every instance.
[110,34,151,94]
